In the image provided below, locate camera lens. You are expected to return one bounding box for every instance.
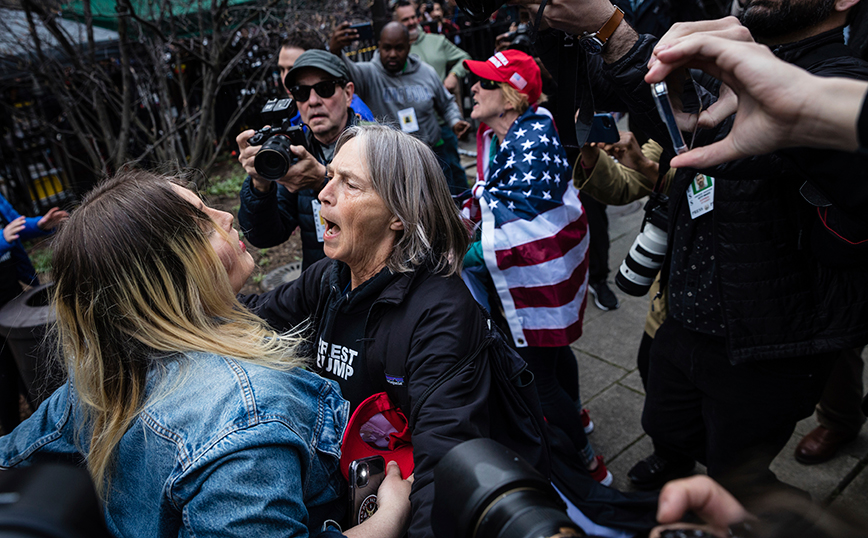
[356,464,369,488]
[616,196,669,297]
[254,135,295,181]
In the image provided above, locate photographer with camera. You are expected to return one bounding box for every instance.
[484,0,868,498]
[237,50,368,270]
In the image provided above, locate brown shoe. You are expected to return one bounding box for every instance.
[794,425,857,465]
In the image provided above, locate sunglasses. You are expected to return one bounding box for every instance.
[473,76,500,90]
[288,79,346,102]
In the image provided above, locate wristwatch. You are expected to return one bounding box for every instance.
[579,6,625,54]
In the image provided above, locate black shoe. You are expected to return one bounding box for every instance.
[628,452,695,490]
[589,280,620,311]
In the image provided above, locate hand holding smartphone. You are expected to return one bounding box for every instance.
[347,456,387,527]
[349,22,374,42]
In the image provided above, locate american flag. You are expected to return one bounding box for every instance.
[464,108,589,348]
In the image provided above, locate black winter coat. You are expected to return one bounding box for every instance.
[239,258,547,538]
[603,28,868,363]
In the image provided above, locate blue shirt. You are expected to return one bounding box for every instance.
[0,352,349,538]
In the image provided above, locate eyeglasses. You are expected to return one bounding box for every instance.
[288,79,346,102]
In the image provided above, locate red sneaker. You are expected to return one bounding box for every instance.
[589,456,613,486]
[580,408,594,434]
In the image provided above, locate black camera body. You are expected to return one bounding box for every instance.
[615,192,669,297]
[248,98,309,181]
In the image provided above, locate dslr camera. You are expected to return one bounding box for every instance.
[248,98,309,181]
[615,192,669,297]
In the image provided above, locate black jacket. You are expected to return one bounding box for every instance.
[603,28,868,363]
[238,111,359,270]
[239,258,548,538]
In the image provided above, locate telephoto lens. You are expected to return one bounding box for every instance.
[615,193,669,297]
[433,439,584,538]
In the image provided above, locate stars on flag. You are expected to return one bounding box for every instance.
[531,122,544,131]
[504,153,516,168]
[520,139,534,151]
[522,152,537,164]
[541,152,551,164]
[539,133,550,145]
[514,127,527,138]
[522,171,535,183]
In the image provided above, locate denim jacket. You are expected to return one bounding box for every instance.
[0,352,349,538]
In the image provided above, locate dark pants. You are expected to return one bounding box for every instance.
[582,194,610,282]
[519,345,590,455]
[816,347,865,435]
[642,318,838,492]
[432,124,468,196]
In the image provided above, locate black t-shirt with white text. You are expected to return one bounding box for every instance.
[314,265,396,411]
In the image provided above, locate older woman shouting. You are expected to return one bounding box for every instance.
[240,124,548,538]
[461,50,611,485]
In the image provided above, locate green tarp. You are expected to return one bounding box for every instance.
[61,0,256,32]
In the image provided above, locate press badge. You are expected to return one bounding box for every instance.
[686,174,714,219]
[312,199,326,242]
[397,107,420,133]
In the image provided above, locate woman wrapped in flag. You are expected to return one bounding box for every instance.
[462,50,612,486]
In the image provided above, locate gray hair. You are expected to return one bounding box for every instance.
[335,124,470,276]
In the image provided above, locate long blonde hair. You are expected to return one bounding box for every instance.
[51,170,305,497]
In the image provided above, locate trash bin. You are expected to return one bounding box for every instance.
[0,283,63,407]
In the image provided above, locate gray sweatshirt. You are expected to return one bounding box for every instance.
[342,52,462,147]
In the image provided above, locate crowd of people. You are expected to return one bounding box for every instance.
[2,0,868,536]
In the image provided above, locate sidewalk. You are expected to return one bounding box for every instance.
[458,139,868,508]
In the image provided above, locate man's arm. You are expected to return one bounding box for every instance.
[431,72,469,137]
[442,38,470,80]
[237,176,301,249]
[237,257,330,331]
[574,136,663,205]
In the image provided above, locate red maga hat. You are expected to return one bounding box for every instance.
[340,392,414,480]
[463,49,542,105]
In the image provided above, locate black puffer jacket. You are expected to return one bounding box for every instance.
[239,258,549,538]
[238,111,359,270]
[603,28,868,363]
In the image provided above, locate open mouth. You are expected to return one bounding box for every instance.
[323,218,340,240]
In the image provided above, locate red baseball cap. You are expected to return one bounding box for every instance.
[463,50,542,105]
[340,392,414,479]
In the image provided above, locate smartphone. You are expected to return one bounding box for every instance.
[587,113,620,144]
[349,22,374,42]
[651,81,688,155]
[347,456,386,527]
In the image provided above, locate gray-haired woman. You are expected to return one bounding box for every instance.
[239,124,546,538]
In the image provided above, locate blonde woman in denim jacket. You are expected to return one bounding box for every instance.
[0,171,411,538]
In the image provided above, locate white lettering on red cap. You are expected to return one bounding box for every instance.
[494,52,509,66]
[509,72,528,90]
[488,55,502,67]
